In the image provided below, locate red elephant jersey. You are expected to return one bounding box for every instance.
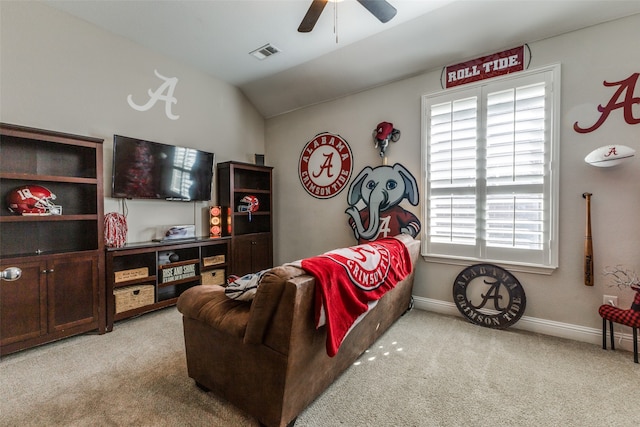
[348,205,420,245]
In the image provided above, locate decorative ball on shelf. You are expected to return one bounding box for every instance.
[158,251,179,265]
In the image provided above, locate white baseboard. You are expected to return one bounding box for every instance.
[412,296,636,353]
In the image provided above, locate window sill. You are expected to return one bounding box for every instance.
[422,254,558,276]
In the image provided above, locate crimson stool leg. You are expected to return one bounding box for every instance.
[634,327,638,364]
[602,318,607,349]
[609,320,615,350]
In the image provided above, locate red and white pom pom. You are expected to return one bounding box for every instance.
[104,212,128,248]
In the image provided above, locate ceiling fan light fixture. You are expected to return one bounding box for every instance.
[249,43,281,60]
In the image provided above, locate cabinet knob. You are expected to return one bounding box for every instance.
[1,267,22,281]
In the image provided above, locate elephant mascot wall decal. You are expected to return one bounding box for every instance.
[345,163,421,244]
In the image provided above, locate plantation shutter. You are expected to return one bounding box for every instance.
[423,66,559,268]
[428,95,478,258]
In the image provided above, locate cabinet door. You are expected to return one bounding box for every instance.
[231,233,272,276]
[250,233,273,273]
[47,254,100,333]
[0,260,47,346]
[232,235,254,276]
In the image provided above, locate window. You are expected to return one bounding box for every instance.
[422,65,560,271]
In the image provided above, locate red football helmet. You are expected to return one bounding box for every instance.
[6,185,61,215]
[237,195,259,213]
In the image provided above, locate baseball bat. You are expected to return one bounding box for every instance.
[582,192,594,286]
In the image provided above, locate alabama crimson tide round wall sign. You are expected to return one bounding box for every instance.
[453,264,526,329]
[299,132,353,199]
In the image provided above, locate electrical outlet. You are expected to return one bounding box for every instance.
[603,295,618,306]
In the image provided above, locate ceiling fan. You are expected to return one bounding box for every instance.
[298,0,397,33]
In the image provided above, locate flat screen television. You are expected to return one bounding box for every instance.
[111,134,214,201]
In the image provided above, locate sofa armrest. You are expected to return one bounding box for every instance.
[259,273,318,355]
[176,285,251,339]
[243,265,307,347]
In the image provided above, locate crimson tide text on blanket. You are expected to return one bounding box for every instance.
[300,236,412,357]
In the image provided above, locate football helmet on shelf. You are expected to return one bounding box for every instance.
[6,185,62,215]
[237,195,259,213]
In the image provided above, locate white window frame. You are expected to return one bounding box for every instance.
[421,64,560,274]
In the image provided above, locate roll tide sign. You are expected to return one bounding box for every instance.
[444,46,525,88]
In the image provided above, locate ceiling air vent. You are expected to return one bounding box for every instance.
[249,43,281,60]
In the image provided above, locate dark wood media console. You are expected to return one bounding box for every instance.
[105,237,230,331]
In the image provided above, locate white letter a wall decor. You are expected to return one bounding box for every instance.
[127,69,180,120]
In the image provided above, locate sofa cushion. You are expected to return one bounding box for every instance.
[177,285,250,339]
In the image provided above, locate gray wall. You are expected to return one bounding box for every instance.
[265,14,640,343]
[0,2,265,243]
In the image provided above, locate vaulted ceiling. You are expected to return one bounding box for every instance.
[47,0,640,118]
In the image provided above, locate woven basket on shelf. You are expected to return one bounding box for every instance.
[114,284,154,313]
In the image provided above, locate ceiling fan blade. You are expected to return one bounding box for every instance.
[357,0,397,23]
[298,0,329,33]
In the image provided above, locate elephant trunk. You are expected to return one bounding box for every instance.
[359,189,387,241]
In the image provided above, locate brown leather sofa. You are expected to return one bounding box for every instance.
[176,237,420,427]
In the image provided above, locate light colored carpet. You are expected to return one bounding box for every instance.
[1,307,637,426]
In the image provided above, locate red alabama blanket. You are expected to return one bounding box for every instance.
[300,237,412,357]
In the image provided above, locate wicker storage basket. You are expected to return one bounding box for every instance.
[114,284,155,313]
[201,269,226,286]
[203,254,225,267]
